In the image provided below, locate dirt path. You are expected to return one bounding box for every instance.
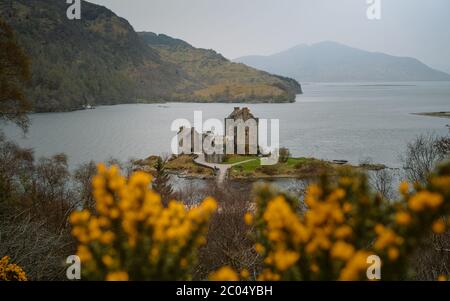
[194,155,257,184]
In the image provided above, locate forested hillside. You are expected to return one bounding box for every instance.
[139,32,302,103]
[0,0,301,112]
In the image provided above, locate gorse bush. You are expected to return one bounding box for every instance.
[69,161,450,281]
[0,256,27,281]
[235,163,450,281]
[69,164,217,281]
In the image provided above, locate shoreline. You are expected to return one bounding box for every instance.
[413,112,450,119]
[29,98,300,115]
[137,155,387,182]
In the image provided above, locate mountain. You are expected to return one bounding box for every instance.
[138,32,302,103]
[0,0,301,112]
[235,41,450,83]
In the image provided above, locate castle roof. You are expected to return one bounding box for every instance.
[227,107,256,121]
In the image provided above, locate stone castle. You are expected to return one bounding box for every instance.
[178,107,259,163]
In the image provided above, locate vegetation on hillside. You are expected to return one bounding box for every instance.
[0,1,301,113]
[140,32,302,103]
[0,18,31,130]
[0,0,179,112]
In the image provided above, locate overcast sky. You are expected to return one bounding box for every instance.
[88,0,450,73]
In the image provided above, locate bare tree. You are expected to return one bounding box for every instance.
[413,231,450,280]
[0,212,73,280]
[0,135,75,280]
[401,133,450,279]
[73,161,96,210]
[190,181,259,280]
[369,169,396,200]
[402,133,450,184]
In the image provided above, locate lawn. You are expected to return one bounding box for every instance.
[224,155,259,165]
[232,157,312,172]
[285,157,311,167]
[234,158,261,171]
[230,156,333,178]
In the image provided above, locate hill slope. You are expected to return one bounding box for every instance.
[236,41,450,83]
[139,32,302,103]
[0,0,301,112]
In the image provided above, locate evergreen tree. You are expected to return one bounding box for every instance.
[153,157,174,207]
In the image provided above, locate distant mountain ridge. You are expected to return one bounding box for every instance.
[235,41,450,83]
[0,0,301,112]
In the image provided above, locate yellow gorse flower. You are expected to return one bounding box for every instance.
[399,181,410,196]
[395,211,412,226]
[339,251,371,281]
[0,256,27,281]
[244,212,253,226]
[432,219,446,234]
[106,271,129,281]
[263,196,309,246]
[334,225,353,239]
[70,160,450,281]
[212,162,450,281]
[270,250,300,272]
[408,191,443,212]
[70,164,217,281]
[374,224,403,251]
[438,275,448,282]
[209,266,239,281]
[330,241,355,261]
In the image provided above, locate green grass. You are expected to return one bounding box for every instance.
[285,157,310,166]
[224,155,259,165]
[235,158,262,172]
[230,156,331,178]
[234,157,311,171]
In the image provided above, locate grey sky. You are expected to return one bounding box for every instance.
[88,0,450,73]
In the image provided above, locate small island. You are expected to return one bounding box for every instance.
[136,153,386,183]
[136,107,386,182]
[413,112,450,119]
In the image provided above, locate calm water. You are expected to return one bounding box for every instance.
[2,82,450,169]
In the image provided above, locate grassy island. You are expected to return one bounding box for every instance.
[136,155,215,179]
[228,157,335,179]
[136,154,386,181]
